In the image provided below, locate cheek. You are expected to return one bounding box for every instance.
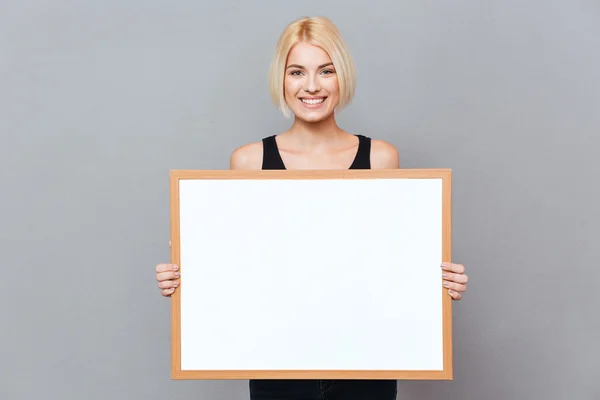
[284,78,301,96]
[323,79,339,97]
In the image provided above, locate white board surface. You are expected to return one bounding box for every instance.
[176,176,446,373]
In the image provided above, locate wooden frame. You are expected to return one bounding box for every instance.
[170,169,452,380]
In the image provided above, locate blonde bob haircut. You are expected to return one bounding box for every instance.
[268,16,357,118]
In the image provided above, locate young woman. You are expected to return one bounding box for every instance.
[155,16,469,400]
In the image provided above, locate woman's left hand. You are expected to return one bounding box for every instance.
[441,262,468,300]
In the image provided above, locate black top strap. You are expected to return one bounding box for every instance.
[261,135,286,170]
[349,134,371,169]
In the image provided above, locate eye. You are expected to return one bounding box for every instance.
[320,69,335,75]
[289,70,303,76]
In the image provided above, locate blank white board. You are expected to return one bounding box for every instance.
[169,169,452,380]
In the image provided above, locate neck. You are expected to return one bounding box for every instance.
[286,114,345,148]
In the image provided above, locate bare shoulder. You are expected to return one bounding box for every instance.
[370,139,399,169]
[230,141,263,170]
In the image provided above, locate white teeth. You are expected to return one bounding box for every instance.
[301,98,325,105]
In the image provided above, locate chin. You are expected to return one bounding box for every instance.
[291,107,335,123]
[297,113,331,123]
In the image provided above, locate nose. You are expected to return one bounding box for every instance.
[304,74,320,93]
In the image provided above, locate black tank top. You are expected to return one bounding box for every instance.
[261,134,371,170]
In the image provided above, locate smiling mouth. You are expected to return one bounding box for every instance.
[300,97,327,105]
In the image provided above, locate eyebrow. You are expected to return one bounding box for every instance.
[286,62,334,70]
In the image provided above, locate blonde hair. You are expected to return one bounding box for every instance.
[268,16,356,118]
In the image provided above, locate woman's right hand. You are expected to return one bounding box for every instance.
[156,263,180,296]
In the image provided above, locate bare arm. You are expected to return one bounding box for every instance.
[230,142,263,170]
[368,139,469,300]
[370,139,400,169]
[155,140,262,297]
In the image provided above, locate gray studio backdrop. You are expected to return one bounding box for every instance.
[2,1,599,399]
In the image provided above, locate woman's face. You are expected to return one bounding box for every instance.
[284,42,339,123]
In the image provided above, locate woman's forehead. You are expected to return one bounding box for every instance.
[286,42,332,67]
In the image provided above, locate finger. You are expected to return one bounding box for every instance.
[448,289,462,300]
[443,280,466,293]
[156,270,180,282]
[156,263,179,273]
[442,271,468,284]
[162,288,176,296]
[158,280,179,290]
[441,263,465,274]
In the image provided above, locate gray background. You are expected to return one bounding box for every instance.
[1,1,599,399]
